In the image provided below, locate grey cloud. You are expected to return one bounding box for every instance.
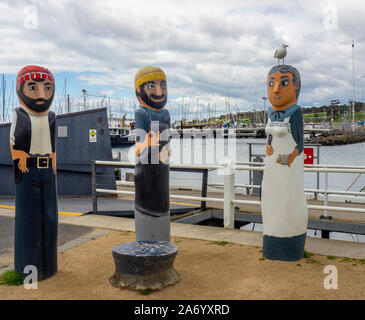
[1,0,365,113]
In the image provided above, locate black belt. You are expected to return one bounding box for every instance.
[27,156,52,169]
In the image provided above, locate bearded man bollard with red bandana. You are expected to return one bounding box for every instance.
[10,65,58,279]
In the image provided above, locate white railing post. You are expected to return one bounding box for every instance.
[224,160,235,228]
[324,171,328,217]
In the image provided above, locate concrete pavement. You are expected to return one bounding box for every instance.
[1,206,365,262]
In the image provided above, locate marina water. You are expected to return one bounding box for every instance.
[113,139,365,243]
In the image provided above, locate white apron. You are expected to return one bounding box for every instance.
[261,116,308,238]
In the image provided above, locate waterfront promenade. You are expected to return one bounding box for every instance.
[1,191,365,299]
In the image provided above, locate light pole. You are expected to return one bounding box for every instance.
[352,40,355,131]
[262,96,267,125]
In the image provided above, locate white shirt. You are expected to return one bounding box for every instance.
[10,106,52,155]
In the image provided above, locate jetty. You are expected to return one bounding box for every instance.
[171,127,330,139]
[305,130,365,146]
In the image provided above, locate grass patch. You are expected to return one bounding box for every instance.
[138,288,153,295]
[303,251,313,258]
[340,257,357,263]
[327,256,336,260]
[259,257,265,261]
[306,258,323,265]
[213,241,230,246]
[174,239,181,243]
[0,270,24,286]
[297,264,302,267]
[358,259,365,265]
[352,264,357,267]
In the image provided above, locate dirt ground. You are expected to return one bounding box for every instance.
[1,229,364,300]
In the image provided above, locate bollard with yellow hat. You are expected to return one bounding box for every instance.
[133,66,171,241]
[110,67,180,291]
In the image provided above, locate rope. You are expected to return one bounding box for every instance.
[345,173,362,191]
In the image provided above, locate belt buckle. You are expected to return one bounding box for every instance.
[37,157,49,169]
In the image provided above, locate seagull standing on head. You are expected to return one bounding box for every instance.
[274,44,289,65]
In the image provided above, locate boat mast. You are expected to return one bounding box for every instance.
[352,40,355,131]
[2,75,5,122]
[82,89,87,110]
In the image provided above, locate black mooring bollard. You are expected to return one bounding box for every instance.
[110,241,179,290]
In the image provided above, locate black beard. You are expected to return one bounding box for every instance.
[17,85,54,112]
[137,85,167,110]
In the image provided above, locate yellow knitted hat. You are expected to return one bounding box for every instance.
[134,66,166,91]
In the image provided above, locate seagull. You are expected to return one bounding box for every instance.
[274,44,289,65]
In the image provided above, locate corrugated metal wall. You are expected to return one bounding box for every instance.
[0,107,116,196]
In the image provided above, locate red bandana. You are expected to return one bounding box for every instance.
[16,65,54,85]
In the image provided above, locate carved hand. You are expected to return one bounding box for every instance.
[135,131,161,157]
[50,153,57,175]
[10,145,30,173]
[287,148,299,167]
[266,145,274,156]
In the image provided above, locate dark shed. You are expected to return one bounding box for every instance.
[0,107,116,196]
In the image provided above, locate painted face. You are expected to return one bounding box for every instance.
[137,78,167,109]
[267,72,298,110]
[17,79,55,112]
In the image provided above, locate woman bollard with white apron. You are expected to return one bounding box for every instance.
[261,64,308,261]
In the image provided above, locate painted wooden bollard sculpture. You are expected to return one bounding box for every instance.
[10,65,58,279]
[261,63,308,261]
[110,66,179,290]
[133,66,171,241]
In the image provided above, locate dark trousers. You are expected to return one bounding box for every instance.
[14,167,58,279]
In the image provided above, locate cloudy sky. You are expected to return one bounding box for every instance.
[1,0,365,121]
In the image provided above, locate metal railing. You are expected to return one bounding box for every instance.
[92,159,365,229]
[92,160,365,228]
[92,161,217,214]
[247,142,321,198]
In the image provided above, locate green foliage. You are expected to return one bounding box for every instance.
[296,264,302,267]
[259,257,265,261]
[138,288,153,295]
[213,241,230,246]
[303,251,313,258]
[340,257,357,263]
[327,256,336,260]
[306,258,323,265]
[0,270,24,286]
